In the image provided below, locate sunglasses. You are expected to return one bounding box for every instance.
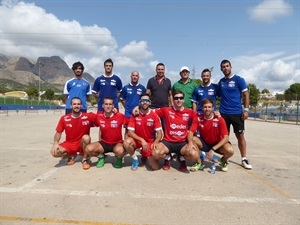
[174,96,184,100]
[140,99,151,103]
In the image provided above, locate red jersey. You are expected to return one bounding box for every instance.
[94,112,126,144]
[190,114,228,145]
[155,107,196,142]
[56,112,96,142]
[127,110,162,142]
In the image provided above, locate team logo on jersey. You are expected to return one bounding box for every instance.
[228,81,235,87]
[182,113,189,121]
[147,118,154,126]
[110,79,117,86]
[82,116,88,119]
[111,120,118,128]
[208,89,215,95]
[82,121,90,126]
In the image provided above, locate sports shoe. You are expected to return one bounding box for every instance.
[190,162,205,172]
[131,159,139,171]
[219,160,228,172]
[81,159,90,170]
[114,157,123,168]
[96,155,106,168]
[179,160,189,173]
[162,159,171,170]
[242,159,252,170]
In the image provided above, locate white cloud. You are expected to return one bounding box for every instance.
[0,0,153,79]
[231,53,299,92]
[248,0,293,23]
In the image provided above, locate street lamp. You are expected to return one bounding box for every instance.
[38,65,41,101]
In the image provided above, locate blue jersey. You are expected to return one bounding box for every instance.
[218,74,247,114]
[120,83,146,118]
[64,78,92,110]
[92,74,122,111]
[191,83,218,114]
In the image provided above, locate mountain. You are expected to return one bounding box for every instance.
[0,53,95,91]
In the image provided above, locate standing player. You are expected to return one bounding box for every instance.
[172,66,197,109]
[123,94,162,171]
[151,90,199,173]
[189,98,234,172]
[120,70,146,132]
[50,97,96,169]
[64,62,92,114]
[146,62,173,109]
[92,58,122,112]
[218,59,252,169]
[83,97,126,169]
[192,68,218,114]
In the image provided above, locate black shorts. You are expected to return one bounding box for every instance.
[161,140,186,155]
[197,137,221,154]
[99,141,117,153]
[221,113,245,134]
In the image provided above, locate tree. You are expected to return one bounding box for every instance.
[275,93,284,101]
[43,89,54,100]
[248,83,260,106]
[284,83,300,101]
[26,87,38,99]
[192,78,202,86]
[261,88,270,94]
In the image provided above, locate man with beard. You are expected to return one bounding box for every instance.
[123,94,162,171]
[50,97,96,168]
[64,62,92,114]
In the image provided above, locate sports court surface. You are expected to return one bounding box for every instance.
[0,111,299,225]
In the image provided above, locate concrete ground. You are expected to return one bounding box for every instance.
[0,110,299,225]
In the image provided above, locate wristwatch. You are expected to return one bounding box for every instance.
[244,107,249,112]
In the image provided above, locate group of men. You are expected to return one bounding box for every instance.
[51,58,252,173]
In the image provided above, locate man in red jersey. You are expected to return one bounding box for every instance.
[83,97,127,169]
[50,97,96,168]
[151,90,200,173]
[123,94,163,171]
[189,98,234,172]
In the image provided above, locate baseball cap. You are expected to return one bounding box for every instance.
[180,66,190,73]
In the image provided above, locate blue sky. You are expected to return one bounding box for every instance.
[0,0,299,93]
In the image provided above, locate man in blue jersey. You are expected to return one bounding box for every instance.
[192,68,218,114]
[218,59,252,169]
[120,70,146,120]
[92,58,122,112]
[64,61,92,115]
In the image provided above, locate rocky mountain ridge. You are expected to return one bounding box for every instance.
[0,53,95,90]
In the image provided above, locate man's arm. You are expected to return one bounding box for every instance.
[242,90,249,120]
[192,102,197,112]
[168,90,173,107]
[146,89,151,95]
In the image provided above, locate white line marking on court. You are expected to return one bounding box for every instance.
[0,187,298,205]
[20,167,60,190]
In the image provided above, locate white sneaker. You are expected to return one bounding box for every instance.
[242,159,252,169]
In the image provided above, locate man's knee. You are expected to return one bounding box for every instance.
[81,134,91,144]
